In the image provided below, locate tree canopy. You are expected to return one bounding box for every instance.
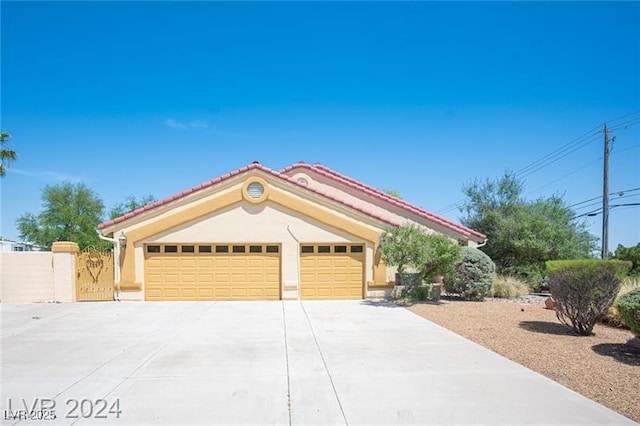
[383,189,402,199]
[17,183,108,250]
[460,172,597,289]
[0,131,18,177]
[613,243,640,276]
[379,224,461,279]
[109,194,156,220]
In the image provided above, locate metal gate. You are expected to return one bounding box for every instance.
[76,246,114,301]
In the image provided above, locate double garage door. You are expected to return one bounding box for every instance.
[144,242,364,301]
[145,243,281,301]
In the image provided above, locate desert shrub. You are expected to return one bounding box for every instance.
[491,275,530,298]
[546,259,632,278]
[501,265,545,293]
[379,225,427,275]
[381,226,461,285]
[546,260,631,335]
[616,288,640,338]
[416,234,461,281]
[410,286,430,302]
[397,272,422,287]
[602,277,640,327]
[612,243,640,276]
[446,247,495,301]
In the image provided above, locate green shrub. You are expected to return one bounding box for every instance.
[416,234,461,281]
[546,259,630,335]
[380,225,461,283]
[501,265,545,293]
[379,225,428,275]
[546,259,632,278]
[602,277,640,327]
[446,247,495,301]
[617,288,640,338]
[491,275,530,298]
[411,286,430,302]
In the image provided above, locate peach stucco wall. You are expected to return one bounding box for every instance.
[120,201,377,301]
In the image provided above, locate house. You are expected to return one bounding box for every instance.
[97,161,486,301]
[0,238,41,252]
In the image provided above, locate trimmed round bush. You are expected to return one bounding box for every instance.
[617,288,640,338]
[446,247,495,301]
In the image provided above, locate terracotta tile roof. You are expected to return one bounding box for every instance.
[280,162,486,240]
[98,162,401,231]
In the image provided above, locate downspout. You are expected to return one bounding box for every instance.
[476,238,488,248]
[96,229,121,301]
[286,225,301,300]
[96,229,116,244]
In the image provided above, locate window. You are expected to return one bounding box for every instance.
[266,245,279,253]
[249,245,263,253]
[351,245,364,253]
[246,182,264,199]
[13,246,24,252]
[297,177,309,186]
[164,245,178,253]
[215,245,229,253]
[301,246,314,254]
[318,245,330,253]
[232,245,246,253]
[147,245,161,253]
[334,245,347,253]
[181,245,195,253]
[198,245,212,253]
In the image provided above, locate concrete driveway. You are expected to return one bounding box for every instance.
[1,301,635,425]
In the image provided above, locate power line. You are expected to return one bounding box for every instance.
[432,112,640,215]
[515,131,601,178]
[570,187,640,209]
[572,194,639,213]
[515,112,639,178]
[573,203,640,219]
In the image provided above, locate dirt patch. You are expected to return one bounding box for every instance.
[407,299,640,423]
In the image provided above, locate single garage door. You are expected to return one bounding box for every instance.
[300,243,364,299]
[144,243,281,301]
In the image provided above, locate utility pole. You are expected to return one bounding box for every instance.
[602,123,610,259]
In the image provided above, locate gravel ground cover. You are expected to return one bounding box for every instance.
[407,297,640,423]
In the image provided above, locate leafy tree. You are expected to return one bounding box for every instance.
[17,183,108,250]
[416,234,461,281]
[612,243,640,276]
[379,224,425,275]
[384,189,402,199]
[0,131,18,177]
[110,194,156,220]
[379,225,461,281]
[460,172,597,290]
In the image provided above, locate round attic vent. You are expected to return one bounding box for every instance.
[297,177,309,186]
[247,182,265,199]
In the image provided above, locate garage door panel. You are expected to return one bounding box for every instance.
[230,259,247,268]
[300,244,363,300]
[163,259,180,268]
[197,259,214,268]
[197,288,214,298]
[180,259,197,268]
[144,244,280,301]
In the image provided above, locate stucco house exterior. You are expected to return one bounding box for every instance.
[97,161,485,301]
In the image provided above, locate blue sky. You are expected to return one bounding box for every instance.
[1,1,639,251]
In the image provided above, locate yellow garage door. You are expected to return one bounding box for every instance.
[144,243,280,301]
[300,244,364,299]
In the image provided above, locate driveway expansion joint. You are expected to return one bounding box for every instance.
[299,301,349,426]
